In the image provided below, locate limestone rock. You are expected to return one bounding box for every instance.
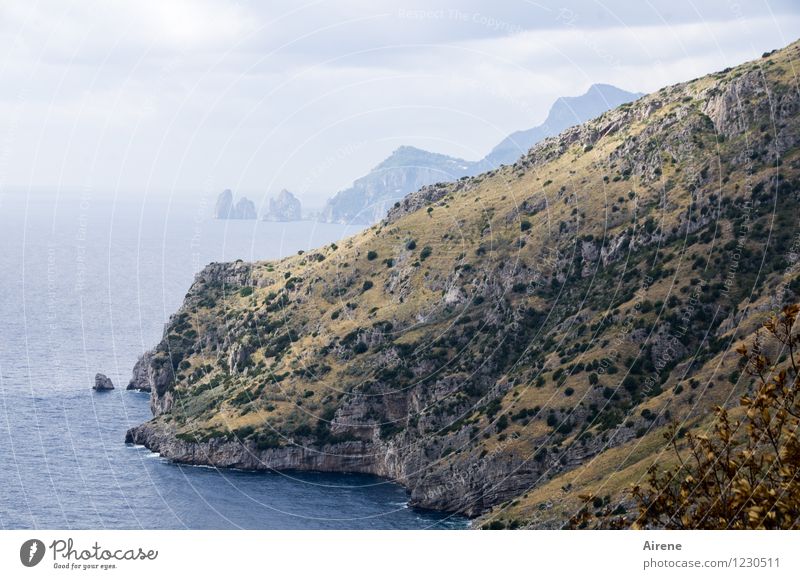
[93,373,115,391]
[214,189,256,219]
[263,189,302,221]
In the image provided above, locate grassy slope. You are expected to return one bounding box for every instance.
[145,40,800,525]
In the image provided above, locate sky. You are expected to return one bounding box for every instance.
[0,0,799,208]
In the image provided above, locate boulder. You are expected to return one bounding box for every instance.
[93,373,115,391]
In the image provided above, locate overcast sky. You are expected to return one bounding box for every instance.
[1,0,799,206]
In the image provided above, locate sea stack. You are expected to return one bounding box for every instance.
[263,189,302,221]
[214,189,256,219]
[93,373,115,391]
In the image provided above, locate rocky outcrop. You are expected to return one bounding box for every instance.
[127,260,253,415]
[126,351,154,391]
[214,189,234,219]
[234,197,257,219]
[93,373,114,391]
[320,146,472,225]
[263,189,302,221]
[214,189,256,219]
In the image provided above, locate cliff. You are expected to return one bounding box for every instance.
[127,41,800,524]
[214,189,256,219]
[263,189,303,221]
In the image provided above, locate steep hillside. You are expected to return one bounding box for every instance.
[127,41,800,526]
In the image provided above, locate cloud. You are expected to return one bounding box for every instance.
[0,1,798,204]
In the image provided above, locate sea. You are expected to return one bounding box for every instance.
[0,190,467,530]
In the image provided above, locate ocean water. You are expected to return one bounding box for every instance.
[0,191,466,529]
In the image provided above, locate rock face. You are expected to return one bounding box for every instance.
[214,189,234,218]
[234,197,257,219]
[93,373,114,391]
[214,189,256,219]
[126,351,154,391]
[263,189,302,221]
[125,41,800,525]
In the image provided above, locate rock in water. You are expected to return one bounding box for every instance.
[214,189,257,219]
[263,189,302,221]
[214,189,234,219]
[234,197,257,219]
[93,373,115,391]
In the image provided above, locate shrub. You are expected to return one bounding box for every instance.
[367,250,378,261]
[496,414,509,431]
[239,286,254,297]
[362,280,374,292]
[573,305,800,529]
[520,220,532,232]
[406,240,417,250]
[420,246,432,261]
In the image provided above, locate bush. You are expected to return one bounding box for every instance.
[406,240,417,250]
[496,414,509,431]
[362,280,374,292]
[239,286,254,297]
[520,220,532,232]
[367,250,378,261]
[573,305,800,530]
[420,246,432,260]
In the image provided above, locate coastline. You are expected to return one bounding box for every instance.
[125,419,474,519]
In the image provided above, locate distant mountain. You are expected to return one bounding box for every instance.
[214,189,256,220]
[319,146,472,225]
[263,189,303,222]
[319,84,642,225]
[479,84,644,169]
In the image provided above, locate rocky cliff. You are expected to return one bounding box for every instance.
[127,41,800,525]
[263,189,302,221]
[214,189,257,219]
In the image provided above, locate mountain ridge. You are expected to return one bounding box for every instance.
[320,84,642,225]
[126,40,800,526]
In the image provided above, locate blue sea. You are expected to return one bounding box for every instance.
[0,191,467,529]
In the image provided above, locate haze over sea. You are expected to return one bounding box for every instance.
[0,191,466,529]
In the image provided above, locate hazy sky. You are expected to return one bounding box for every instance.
[1,0,799,207]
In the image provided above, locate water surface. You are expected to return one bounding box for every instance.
[0,191,466,529]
